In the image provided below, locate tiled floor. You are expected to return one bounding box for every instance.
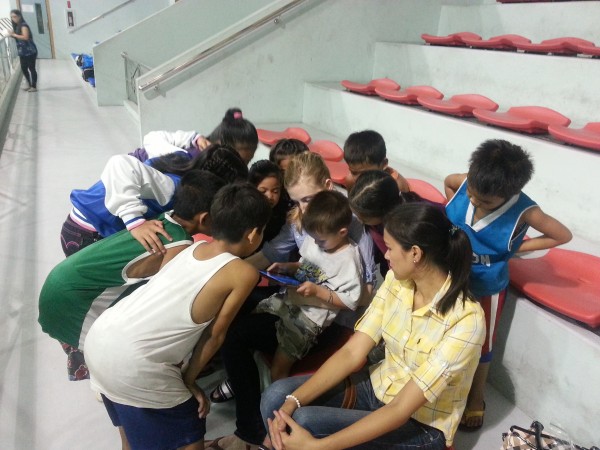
[0,59,531,450]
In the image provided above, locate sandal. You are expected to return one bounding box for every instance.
[210,378,235,403]
[459,401,485,431]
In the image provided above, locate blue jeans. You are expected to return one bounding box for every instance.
[261,371,446,450]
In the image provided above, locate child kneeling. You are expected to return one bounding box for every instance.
[84,184,272,450]
[256,190,366,381]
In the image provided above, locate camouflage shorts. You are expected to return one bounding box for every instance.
[255,295,322,360]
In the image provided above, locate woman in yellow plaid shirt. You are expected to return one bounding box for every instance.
[261,202,485,450]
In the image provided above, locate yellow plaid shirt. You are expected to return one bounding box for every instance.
[355,271,485,446]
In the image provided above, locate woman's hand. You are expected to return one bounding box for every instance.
[188,383,210,418]
[130,220,172,254]
[268,410,320,450]
[195,136,211,150]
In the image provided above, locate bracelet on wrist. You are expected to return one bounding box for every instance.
[285,394,301,408]
[326,287,333,304]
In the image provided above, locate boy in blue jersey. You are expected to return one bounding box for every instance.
[444,139,572,430]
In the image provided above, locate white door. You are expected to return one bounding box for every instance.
[17,0,52,59]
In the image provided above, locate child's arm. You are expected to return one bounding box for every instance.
[516,206,572,253]
[101,155,175,251]
[142,130,202,159]
[293,282,349,310]
[266,261,301,274]
[444,173,467,201]
[182,262,259,397]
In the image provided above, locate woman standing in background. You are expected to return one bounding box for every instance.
[9,9,38,92]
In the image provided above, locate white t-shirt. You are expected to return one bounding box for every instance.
[85,242,237,408]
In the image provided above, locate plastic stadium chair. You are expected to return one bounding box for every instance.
[570,41,600,57]
[375,85,444,105]
[418,94,498,117]
[407,178,447,205]
[509,248,600,328]
[421,32,481,47]
[461,34,531,51]
[257,127,311,146]
[324,159,350,185]
[515,37,589,55]
[548,122,600,152]
[309,140,344,162]
[473,106,571,134]
[341,78,400,95]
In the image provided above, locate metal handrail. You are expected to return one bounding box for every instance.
[68,0,137,34]
[138,0,307,92]
[121,51,152,71]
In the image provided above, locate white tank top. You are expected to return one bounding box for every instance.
[86,241,237,408]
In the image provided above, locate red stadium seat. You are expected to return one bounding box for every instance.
[421,32,481,47]
[509,248,600,328]
[324,159,350,185]
[473,106,571,134]
[515,37,588,55]
[407,178,447,205]
[570,41,600,57]
[461,34,531,51]
[375,85,443,105]
[257,127,311,146]
[548,122,600,152]
[193,233,213,243]
[341,78,400,96]
[418,94,498,117]
[309,140,344,162]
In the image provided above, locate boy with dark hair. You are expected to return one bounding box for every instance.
[256,190,365,381]
[84,184,271,450]
[39,170,227,381]
[445,139,572,430]
[343,130,410,192]
[268,138,309,175]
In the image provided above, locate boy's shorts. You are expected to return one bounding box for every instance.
[101,394,206,450]
[478,288,507,362]
[255,295,322,360]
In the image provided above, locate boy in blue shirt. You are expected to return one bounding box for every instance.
[444,139,572,430]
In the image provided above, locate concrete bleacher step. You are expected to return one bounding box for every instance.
[372,42,600,127]
[301,81,600,244]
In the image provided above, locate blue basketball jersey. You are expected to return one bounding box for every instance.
[446,179,537,297]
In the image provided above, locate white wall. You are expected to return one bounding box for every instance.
[93,0,273,106]
[48,0,169,59]
[135,0,444,135]
[0,0,13,18]
[437,2,600,42]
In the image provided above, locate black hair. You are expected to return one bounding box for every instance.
[268,139,309,165]
[349,170,421,220]
[385,203,473,315]
[210,183,272,243]
[150,144,248,182]
[10,9,24,31]
[468,139,534,199]
[207,108,258,152]
[302,190,352,236]
[343,130,387,166]
[172,170,227,220]
[248,160,283,188]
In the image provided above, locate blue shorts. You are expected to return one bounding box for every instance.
[101,394,206,450]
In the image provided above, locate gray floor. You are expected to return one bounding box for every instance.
[0,59,531,450]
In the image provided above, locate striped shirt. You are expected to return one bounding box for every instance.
[355,271,485,446]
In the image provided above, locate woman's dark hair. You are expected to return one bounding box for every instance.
[149,144,248,182]
[210,183,272,243]
[248,160,282,188]
[349,170,421,220]
[10,9,23,30]
[268,139,309,165]
[385,203,473,315]
[173,170,226,220]
[207,108,258,151]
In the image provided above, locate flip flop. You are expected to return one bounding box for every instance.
[458,401,485,431]
[210,378,235,403]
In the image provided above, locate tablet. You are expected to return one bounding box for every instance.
[259,270,301,287]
